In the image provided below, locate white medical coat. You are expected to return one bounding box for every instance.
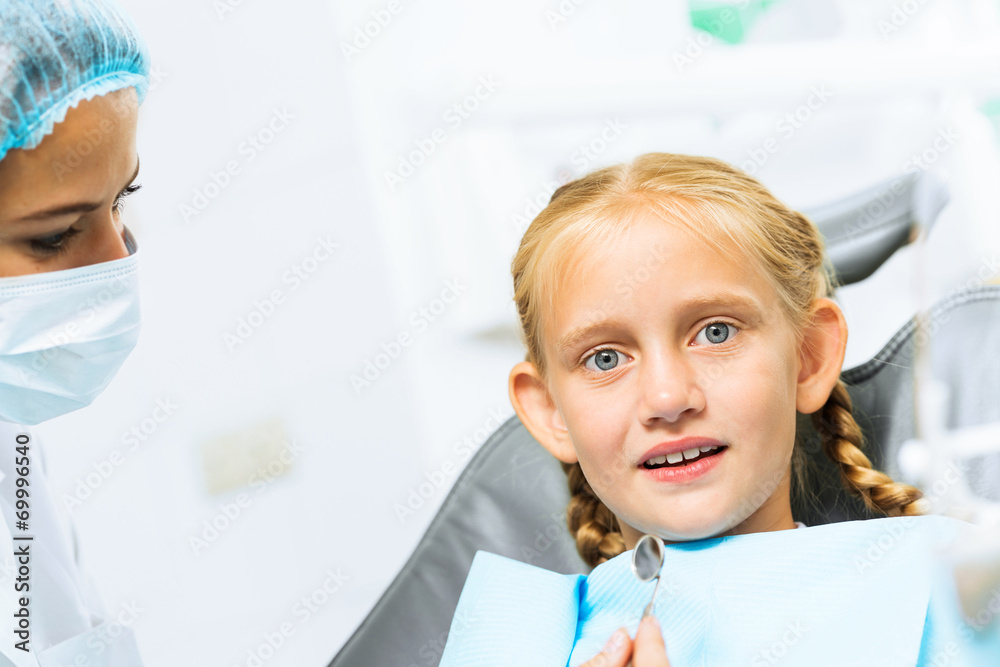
[0,422,143,666]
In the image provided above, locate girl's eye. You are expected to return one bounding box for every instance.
[113,183,142,215]
[583,349,621,373]
[694,321,738,346]
[30,227,82,255]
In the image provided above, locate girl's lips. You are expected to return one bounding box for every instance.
[639,446,726,483]
[639,437,726,465]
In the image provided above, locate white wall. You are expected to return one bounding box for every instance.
[34,0,1000,665]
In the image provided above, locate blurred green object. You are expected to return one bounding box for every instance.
[984,98,1000,143]
[689,0,783,45]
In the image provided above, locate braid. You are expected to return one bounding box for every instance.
[811,380,927,516]
[562,461,626,568]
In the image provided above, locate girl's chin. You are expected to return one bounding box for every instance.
[622,500,737,543]
[627,519,729,545]
[661,526,727,544]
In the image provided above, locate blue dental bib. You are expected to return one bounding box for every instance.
[439,516,1000,666]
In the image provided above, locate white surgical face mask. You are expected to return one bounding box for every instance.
[0,229,141,425]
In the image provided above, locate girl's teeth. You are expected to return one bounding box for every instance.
[645,445,723,468]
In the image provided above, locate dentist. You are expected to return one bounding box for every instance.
[0,0,150,664]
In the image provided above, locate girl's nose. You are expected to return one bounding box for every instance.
[636,351,706,424]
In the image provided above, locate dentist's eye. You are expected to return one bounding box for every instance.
[112,183,142,216]
[30,227,82,255]
[584,349,621,372]
[695,322,738,345]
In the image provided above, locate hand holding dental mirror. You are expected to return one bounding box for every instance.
[631,534,665,619]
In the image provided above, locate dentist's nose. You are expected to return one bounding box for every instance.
[81,213,130,267]
[637,350,706,424]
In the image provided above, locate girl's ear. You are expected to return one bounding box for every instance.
[796,297,849,414]
[508,361,578,464]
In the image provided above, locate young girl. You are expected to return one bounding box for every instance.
[440,153,987,666]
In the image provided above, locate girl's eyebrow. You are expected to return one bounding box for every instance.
[681,290,765,318]
[556,318,631,357]
[556,290,764,355]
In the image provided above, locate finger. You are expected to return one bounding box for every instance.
[633,615,671,667]
[580,627,633,667]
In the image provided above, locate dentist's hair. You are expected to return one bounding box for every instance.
[511,152,926,568]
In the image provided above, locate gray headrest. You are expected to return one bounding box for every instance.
[807,171,950,285]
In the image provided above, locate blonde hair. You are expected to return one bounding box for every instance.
[511,153,925,568]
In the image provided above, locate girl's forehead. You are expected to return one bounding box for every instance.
[541,218,781,342]
[554,215,767,298]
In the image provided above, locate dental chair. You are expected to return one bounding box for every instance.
[329,171,1000,667]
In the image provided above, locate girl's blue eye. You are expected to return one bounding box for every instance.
[584,349,620,372]
[695,322,736,345]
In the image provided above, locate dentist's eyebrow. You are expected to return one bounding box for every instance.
[14,157,141,222]
[556,290,765,356]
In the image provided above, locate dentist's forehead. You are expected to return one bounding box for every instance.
[0,90,139,225]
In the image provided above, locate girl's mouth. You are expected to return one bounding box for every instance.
[641,445,727,470]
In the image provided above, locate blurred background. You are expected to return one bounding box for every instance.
[33,0,1000,665]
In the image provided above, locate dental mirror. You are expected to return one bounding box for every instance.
[630,534,665,618]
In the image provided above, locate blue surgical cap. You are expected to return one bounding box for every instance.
[0,0,150,164]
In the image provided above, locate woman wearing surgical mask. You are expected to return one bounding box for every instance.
[0,0,149,663]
